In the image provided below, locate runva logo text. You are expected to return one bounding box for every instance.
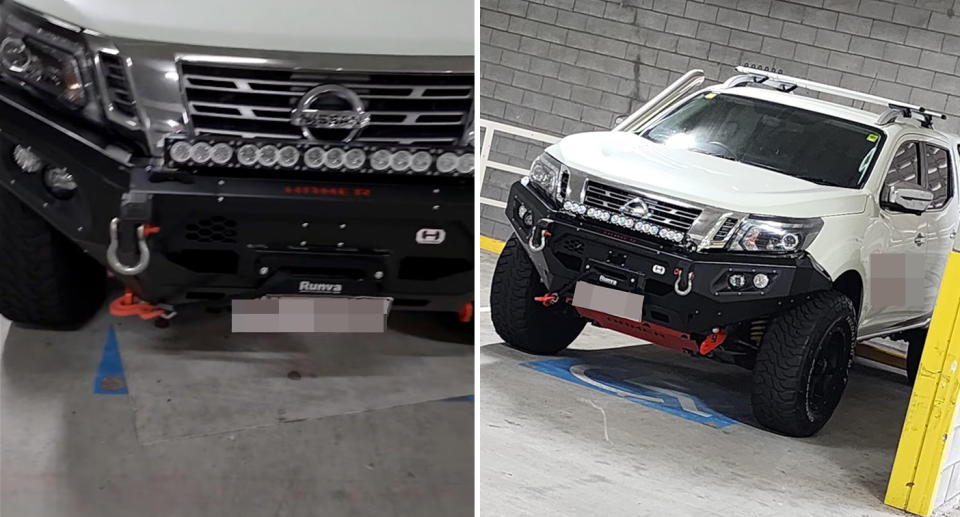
[299,281,343,293]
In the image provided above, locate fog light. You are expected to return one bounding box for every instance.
[43,166,77,199]
[189,142,212,164]
[277,146,300,168]
[436,152,458,173]
[304,147,325,169]
[257,145,279,167]
[370,150,391,171]
[12,145,43,173]
[324,148,345,168]
[410,151,432,173]
[210,143,233,165]
[753,273,770,289]
[237,144,259,166]
[728,274,746,289]
[168,141,192,164]
[344,149,366,170]
[390,150,412,172]
[456,153,474,173]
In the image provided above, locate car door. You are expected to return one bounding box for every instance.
[917,140,959,317]
[860,139,930,333]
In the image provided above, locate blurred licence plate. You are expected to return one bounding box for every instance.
[231,296,392,333]
[572,281,644,321]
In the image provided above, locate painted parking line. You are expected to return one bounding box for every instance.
[523,357,738,429]
[93,325,128,395]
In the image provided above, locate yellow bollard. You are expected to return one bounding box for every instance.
[885,235,960,515]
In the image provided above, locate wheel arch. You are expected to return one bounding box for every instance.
[833,269,863,317]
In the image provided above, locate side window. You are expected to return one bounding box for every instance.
[885,141,921,188]
[923,144,952,209]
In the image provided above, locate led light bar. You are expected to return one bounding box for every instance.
[164,138,474,177]
[563,200,686,243]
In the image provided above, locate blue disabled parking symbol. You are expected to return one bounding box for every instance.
[523,356,738,429]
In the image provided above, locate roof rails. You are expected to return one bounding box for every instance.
[724,66,947,129]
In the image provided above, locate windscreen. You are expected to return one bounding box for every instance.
[640,92,884,189]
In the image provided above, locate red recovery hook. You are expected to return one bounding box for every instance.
[534,292,559,306]
[699,328,728,355]
[458,302,474,323]
[109,289,167,321]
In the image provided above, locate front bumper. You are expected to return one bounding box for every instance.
[506,181,832,336]
[0,88,473,312]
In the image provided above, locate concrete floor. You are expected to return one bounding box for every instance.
[1,301,473,516]
[476,249,919,517]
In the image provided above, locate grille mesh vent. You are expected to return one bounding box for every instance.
[99,53,136,118]
[713,217,739,241]
[185,216,238,244]
[179,63,473,145]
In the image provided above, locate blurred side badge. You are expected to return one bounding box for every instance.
[231,297,391,333]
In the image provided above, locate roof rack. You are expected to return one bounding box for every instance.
[724,66,947,129]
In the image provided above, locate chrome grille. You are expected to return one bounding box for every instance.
[179,63,473,145]
[583,181,701,233]
[99,52,136,117]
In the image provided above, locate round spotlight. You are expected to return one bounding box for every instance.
[43,167,77,199]
[324,148,345,169]
[344,149,366,170]
[436,152,458,173]
[410,151,432,173]
[753,273,770,290]
[390,150,412,172]
[12,145,43,173]
[190,142,213,164]
[168,142,192,164]
[370,150,391,171]
[237,144,259,166]
[278,146,300,168]
[304,147,325,169]
[257,145,279,167]
[456,153,474,174]
[210,143,233,165]
[728,274,746,289]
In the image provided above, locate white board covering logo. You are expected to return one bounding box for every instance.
[416,228,446,244]
[299,281,343,294]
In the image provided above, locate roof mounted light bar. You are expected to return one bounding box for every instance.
[724,66,947,129]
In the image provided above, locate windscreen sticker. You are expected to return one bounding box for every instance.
[867,133,879,142]
[704,92,717,99]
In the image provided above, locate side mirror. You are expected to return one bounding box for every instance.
[882,181,934,213]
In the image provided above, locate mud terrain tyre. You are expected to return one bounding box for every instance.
[490,235,585,355]
[0,188,105,328]
[751,291,857,437]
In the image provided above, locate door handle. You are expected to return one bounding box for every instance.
[914,232,925,247]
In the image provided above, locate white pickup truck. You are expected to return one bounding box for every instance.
[491,67,960,436]
[0,0,475,329]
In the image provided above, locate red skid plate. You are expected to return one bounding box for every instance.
[575,307,699,353]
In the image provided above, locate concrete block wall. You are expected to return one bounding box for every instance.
[479,0,960,242]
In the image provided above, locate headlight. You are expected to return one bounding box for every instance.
[0,4,97,113]
[726,217,823,253]
[529,153,567,201]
